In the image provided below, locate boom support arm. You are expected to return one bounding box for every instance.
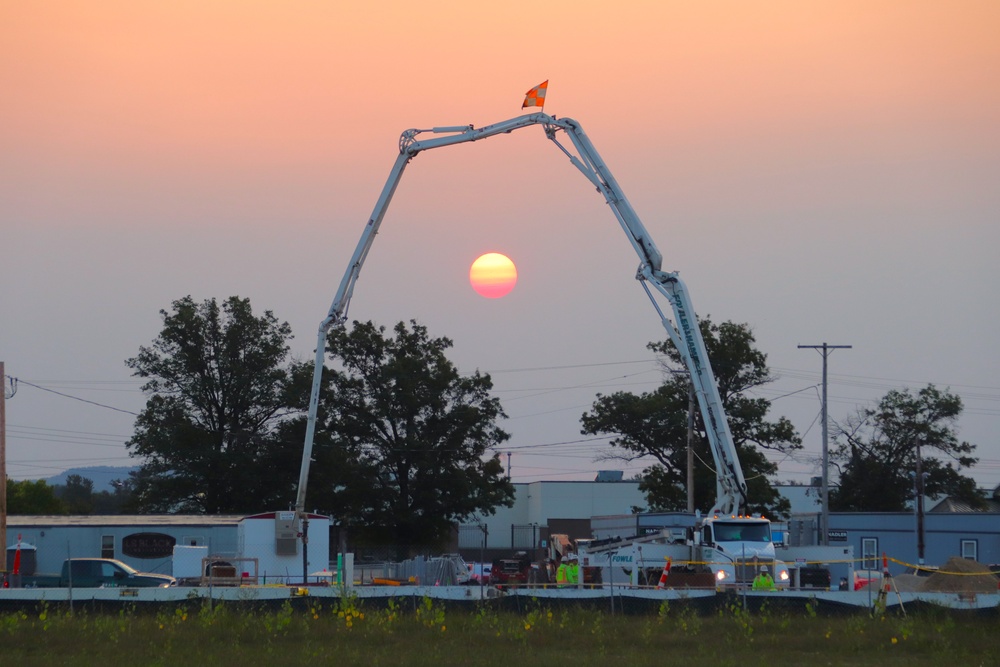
[296,112,748,525]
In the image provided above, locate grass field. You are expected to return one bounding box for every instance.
[1,596,996,666]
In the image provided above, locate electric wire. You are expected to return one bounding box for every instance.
[6,360,998,482]
[12,377,140,416]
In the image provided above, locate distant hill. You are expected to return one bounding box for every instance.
[46,466,138,493]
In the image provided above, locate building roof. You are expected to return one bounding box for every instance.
[6,515,247,527]
[928,497,1000,513]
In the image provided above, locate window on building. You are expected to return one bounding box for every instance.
[961,539,978,561]
[101,535,115,559]
[861,537,878,570]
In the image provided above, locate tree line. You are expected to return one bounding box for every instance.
[581,318,985,514]
[7,295,985,553]
[5,475,134,515]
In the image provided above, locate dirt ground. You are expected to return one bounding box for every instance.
[890,557,998,593]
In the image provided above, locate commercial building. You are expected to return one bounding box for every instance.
[454,477,645,562]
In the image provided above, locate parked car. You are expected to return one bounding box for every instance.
[853,569,884,591]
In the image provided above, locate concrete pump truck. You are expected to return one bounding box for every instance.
[293,109,791,588]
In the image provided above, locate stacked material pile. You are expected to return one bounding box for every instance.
[919,557,998,593]
[890,573,923,592]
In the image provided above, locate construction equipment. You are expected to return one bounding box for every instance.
[578,514,790,588]
[489,551,533,588]
[291,110,776,583]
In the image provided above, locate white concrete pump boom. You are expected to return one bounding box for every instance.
[295,113,749,557]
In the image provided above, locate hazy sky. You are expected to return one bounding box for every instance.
[2,2,998,495]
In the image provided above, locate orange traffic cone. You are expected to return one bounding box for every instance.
[656,558,672,589]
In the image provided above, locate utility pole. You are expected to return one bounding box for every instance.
[1,361,7,565]
[667,369,697,513]
[798,343,851,546]
[686,382,695,514]
[911,451,929,565]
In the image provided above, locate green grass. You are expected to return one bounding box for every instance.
[0,597,996,666]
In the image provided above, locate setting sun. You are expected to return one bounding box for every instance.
[469,252,517,299]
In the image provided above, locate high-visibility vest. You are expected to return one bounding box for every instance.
[568,563,580,584]
[556,564,569,587]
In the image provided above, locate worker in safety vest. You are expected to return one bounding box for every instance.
[752,565,776,591]
[567,554,580,586]
[555,556,569,587]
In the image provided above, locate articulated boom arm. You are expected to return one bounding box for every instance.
[296,112,747,521]
[551,118,747,515]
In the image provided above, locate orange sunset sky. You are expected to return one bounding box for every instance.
[2,1,998,488]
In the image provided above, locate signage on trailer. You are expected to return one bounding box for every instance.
[122,533,177,559]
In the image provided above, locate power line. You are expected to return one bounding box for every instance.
[8,359,996,490]
[8,456,134,466]
[13,378,139,416]
[7,424,132,439]
[772,366,1000,397]
[485,355,1000,400]
[505,436,610,451]
[494,372,661,401]
[6,433,130,448]
[486,359,656,374]
[759,384,821,402]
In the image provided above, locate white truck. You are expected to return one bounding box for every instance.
[578,515,791,588]
[291,109,797,586]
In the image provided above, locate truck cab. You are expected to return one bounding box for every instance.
[695,516,789,587]
[489,552,532,588]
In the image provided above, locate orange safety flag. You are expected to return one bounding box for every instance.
[522,80,548,109]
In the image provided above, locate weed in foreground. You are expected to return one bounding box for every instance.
[0,602,996,666]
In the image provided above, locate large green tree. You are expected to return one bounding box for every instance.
[56,475,95,514]
[6,479,66,514]
[296,320,514,556]
[829,384,982,511]
[581,319,800,517]
[125,296,300,513]
[51,476,136,515]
